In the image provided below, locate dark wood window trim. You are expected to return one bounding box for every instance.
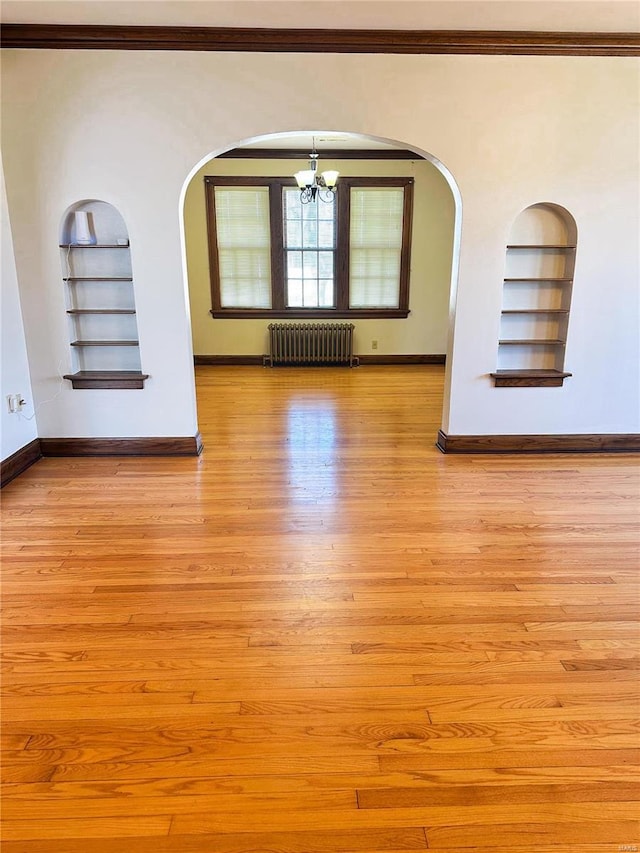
[217,149,421,160]
[204,175,414,320]
[3,25,639,57]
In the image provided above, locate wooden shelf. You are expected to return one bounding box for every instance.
[67,309,136,315]
[62,205,143,388]
[499,339,565,346]
[501,309,569,315]
[60,243,129,249]
[498,209,576,383]
[70,340,139,347]
[63,370,148,389]
[491,369,572,387]
[64,277,133,282]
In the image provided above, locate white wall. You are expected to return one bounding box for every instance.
[1,162,38,459]
[1,50,638,438]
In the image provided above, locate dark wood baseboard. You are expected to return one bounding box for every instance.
[195,354,445,366]
[195,355,264,366]
[1,439,43,488]
[436,430,640,454]
[40,433,203,457]
[358,354,446,365]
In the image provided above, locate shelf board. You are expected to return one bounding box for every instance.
[499,339,565,346]
[60,243,129,249]
[504,278,573,283]
[501,309,569,315]
[491,369,572,388]
[70,340,139,347]
[506,244,576,249]
[67,309,136,315]
[63,277,133,282]
[63,370,148,390]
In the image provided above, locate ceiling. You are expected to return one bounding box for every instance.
[240,133,405,151]
[2,1,639,32]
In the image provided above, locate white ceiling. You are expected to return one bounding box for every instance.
[2,1,639,32]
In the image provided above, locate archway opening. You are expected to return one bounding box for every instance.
[179,130,462,441]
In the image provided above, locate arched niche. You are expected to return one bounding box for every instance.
[60,200,148,389]
[492,202,577,388]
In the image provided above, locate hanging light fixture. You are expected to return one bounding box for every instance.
[294,143,339,204]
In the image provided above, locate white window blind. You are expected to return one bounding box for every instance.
[214,187,272,308]
[349,188,404,308]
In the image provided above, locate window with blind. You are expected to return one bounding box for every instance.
[205,175,413,318]
[214,187,272,309]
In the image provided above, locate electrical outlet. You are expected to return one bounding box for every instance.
[6,394,25,414]
[371,340,378,350]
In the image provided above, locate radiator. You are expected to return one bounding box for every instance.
[264,323,359,367]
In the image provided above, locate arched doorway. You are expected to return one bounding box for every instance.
[179,130,462,440]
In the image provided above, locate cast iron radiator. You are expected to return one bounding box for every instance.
[264,323,359,367]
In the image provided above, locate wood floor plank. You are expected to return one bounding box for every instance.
[4,765,639,797]
[0,815,172,841]
[425,819,640,848]
[379,748,640,772]
[169,802,637,833]
[1,788,356,819]
[357,780,638,808]
[2,365,638,851]
[0,827,428,852]
[47,755,381,782]
[398,847,629,853]
[1,763,56,783]
[12,716,638,754]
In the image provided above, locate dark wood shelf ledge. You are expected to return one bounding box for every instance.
[63,371,149,389]
[70,340,139,347]
[491,369,572,387]
[64,276,133,282]
[67,309,136,315]
[506,244,576,249]
[499,339,565,346]
[501,309,569,315]
[60,243,129,249]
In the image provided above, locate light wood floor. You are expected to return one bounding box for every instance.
[1,365,639,852]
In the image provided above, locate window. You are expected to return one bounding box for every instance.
[205,176,413,318]
[283,187,336,309]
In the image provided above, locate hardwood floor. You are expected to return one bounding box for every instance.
[1,365,638,852]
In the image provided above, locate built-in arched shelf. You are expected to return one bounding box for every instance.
[491,203,577,387]
[60,200,148,389]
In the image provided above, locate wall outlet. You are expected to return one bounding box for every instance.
[371,340,378,350]
[6,394,26,414]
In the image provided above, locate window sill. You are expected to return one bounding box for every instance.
[210,309,410,319]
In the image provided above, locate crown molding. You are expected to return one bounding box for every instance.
[2,24,639,56]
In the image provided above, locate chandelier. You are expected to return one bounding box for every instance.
[293,146,339,204]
